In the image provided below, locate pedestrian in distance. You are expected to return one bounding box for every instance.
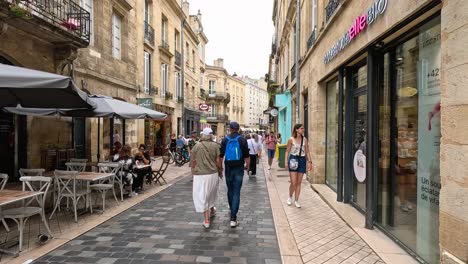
[247,134,260,179]
[191,128,222,228]
[277,133,282,144]
[285,124,312,208]
[218,121,250,228]
[265,131,278,170]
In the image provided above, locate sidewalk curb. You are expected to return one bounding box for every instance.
[9,170,191,264]
[261,157,304,264]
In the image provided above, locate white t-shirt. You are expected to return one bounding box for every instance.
[247,139,260,155]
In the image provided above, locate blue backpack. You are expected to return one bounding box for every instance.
[225,135,241,161]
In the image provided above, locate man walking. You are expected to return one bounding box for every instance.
[218,121,250,228]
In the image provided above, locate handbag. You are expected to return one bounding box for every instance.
[289,135,303,170]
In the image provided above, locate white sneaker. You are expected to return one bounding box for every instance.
[295,201,301,208]
[287,197,292,206]
[248,171,253,178]
[230,220,237,228]
[129,191,138,197]
[203,221,210,228]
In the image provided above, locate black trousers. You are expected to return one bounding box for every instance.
[134,167,151,190]
[249,154,257,175]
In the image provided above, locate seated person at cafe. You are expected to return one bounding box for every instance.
[117,144,138,197]
[111,141,122,162]
[134,144,151,192]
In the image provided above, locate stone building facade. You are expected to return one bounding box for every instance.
[73,0,139,161]
[227,74,246,128]
[270,0,467,263]
[243,76,269,130]
[0,0,91,176]
[204,59,234,135]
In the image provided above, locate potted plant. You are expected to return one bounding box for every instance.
[8,1,31,18]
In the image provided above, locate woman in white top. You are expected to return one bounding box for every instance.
[246,134,260,178]
[284,124,312,208]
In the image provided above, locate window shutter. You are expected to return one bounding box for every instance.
[312,0,318,30]
[112,14,121,59]
[144,52,150,94]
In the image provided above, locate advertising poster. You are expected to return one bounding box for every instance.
[416,17,441,263]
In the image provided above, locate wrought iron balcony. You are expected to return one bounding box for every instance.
[307,28,317,50]
[198,88,206,99]
[291,64,296,81]
[175,50,182,67]
[144,21,154,46]
[159,40,173,57]
[206,91,230,103]
[325,0,342,22]
[206,114,228,123]
[0,0,91,46]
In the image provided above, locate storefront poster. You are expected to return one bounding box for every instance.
[353,149,366,182]
[416,18,441,263]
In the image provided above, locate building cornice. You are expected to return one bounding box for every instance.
[167,0,186,20]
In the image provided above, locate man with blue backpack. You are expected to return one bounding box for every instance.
[218,121,250,228]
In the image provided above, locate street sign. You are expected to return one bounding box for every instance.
[199,103,209,111]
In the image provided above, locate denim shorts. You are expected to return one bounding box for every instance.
[267,149,276,159]
[288,155,306,173]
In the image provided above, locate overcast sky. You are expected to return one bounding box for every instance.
[188,0,274,79]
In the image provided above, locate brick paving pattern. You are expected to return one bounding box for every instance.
[271,170,385,264]
[34,162,281,264]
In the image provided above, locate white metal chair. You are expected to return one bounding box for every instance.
[0,174,10,232]
[69,158,88,163]
[18,168,45,177]
[90,163,121,211]
[2,176,53,252]
[49,170,92,223]
[65,162,86,172]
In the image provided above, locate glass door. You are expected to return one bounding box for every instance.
[351,65,367,210]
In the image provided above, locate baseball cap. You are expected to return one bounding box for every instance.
[229,121,240,130]
[201,127,213,135]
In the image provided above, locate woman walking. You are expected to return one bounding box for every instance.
[191,127,222,228]
[247,134,260,179]
[284,124,312,208]
[265,131,278,170]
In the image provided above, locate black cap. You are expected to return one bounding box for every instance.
[229,121,240,130]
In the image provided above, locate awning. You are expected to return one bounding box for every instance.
[4,95,166,120]
[0,64,95,109]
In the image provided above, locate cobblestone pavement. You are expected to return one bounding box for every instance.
[34,162,281,264]
[267,164,385,264]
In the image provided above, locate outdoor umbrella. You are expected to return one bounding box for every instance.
[0,64,95,109]
[4,95,167,160]
[4,95,167,119]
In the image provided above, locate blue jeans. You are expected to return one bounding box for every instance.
[224,165,244,220]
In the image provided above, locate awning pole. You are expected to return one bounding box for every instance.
[97,117,101,161]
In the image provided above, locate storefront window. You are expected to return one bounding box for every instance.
[325,79,338,190]
[378,16,441,264]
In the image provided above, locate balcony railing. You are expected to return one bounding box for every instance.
[159,40,173,57]
[206,91,230,101]
[291,64,296,81]
[307,28,317,50]
[198,89,206,99]
[175,50,182,67]
[206,114,228,122]
[144,21,154,46]
[1,0,91,44]
[325,0,342,22]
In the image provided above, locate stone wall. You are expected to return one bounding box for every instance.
[439,0,468,263]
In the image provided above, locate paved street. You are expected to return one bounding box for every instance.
[33,162,282,264]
